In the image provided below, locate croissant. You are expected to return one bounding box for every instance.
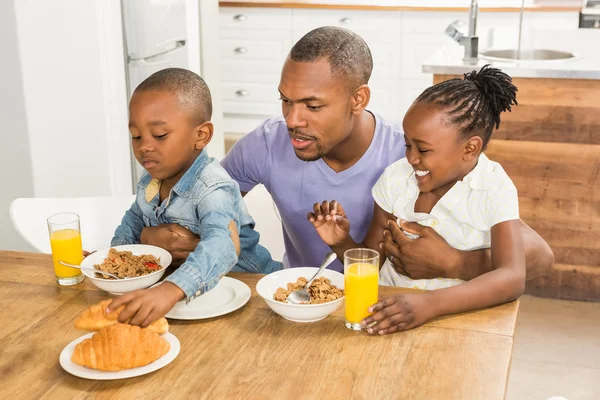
[74,299,169,334]
[71,323,170,371]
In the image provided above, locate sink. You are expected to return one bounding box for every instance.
[479,49,576,62]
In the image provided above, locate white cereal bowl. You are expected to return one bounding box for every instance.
[256,267,345,323]
[80,245,172,295]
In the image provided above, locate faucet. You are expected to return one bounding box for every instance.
[445,0,479,61]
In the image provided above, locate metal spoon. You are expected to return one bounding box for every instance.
[286,252,338,304]
[58,260,121,280]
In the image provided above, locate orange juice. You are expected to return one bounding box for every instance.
[50,229,83,278]
[344,262,379,324]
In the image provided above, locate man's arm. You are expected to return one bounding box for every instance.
[453,219,553,280]
[140,220,240,266]
[383,219,553,281]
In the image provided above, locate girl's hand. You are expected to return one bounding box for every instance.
[307,200,350,247]
[361,293,436,335]
[82,250,96,258]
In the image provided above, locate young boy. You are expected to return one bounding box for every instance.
[107,68,281,327]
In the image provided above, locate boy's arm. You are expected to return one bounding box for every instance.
[139,120,272,255]
[163,186,241,301]
[111,198,145,246]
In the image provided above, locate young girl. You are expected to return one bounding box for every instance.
[308,65,525,335]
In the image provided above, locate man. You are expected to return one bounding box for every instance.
[142,26,553,282]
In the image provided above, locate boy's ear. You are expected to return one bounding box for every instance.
[463,136,483,161]
[195,121,214,150]
[351,84,371,115]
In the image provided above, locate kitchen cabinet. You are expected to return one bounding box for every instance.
[219,6,580,135]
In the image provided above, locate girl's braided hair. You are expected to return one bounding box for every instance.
[415,64,518,149]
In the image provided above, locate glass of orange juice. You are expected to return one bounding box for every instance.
[47,212,85,285]
[344,248,379,331]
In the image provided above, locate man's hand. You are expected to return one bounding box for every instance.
[140,224,200,266]
[106,282,185,327]
[381,219,461,280]
[307,200,351,247]
[361,292,436,335]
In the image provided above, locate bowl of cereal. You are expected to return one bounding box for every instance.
[80,245,172,295]
[255,267,345,322]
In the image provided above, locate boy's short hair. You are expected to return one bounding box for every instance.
[135,68,212,124]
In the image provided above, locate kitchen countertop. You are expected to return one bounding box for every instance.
[219,0,581,12]
[423,45,600,80]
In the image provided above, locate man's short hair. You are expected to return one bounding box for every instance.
[135,68,212,123]
[289,26,373,89]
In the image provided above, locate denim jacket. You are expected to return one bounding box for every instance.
[112,150,282,301]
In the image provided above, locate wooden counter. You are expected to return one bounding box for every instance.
[432,74,600,302]
[0,251,519,399]
[219,0,581,12]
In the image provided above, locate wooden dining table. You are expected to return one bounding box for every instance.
[0,251,519,399]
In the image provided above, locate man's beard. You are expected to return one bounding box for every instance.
[292,141,325,162]
[289,129,324,162]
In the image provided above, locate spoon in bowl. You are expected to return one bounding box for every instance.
[58,260,121,280]
[286,251,338,304]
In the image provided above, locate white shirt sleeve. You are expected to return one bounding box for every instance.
[372,158,411,214]
[486,187,520,227]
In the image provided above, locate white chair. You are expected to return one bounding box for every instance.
[10,189,286,261]
[243,185,286,262]
[9,196,136,253]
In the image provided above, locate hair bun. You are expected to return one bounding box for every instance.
[464,65,518,122]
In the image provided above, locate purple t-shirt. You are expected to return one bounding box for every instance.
[221,112,406,272]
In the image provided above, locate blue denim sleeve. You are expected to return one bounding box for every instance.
[111,198,144,246]
[164,186,239,301]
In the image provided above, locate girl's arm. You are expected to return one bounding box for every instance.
[427,219,525,316]
[362,219,526,335]
[308,201,394,266]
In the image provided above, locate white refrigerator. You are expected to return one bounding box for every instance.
[122,0,189,96]
[121,0,224,184]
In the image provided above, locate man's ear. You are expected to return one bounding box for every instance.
[463,136,483,161]
[195,121,214,150]
[351,84,371,115]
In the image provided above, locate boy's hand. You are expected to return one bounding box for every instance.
[307,200,351,247]
[106,282,185,327]
[361,293,436,335]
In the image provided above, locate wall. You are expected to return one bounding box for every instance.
[13,0,131,199]
[0,0,34,251]
[1,0,224,252]
[1,0,132,251]
[194,0,226,159]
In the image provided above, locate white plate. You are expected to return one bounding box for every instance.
[165,277,251,320]
[59,332,180,380]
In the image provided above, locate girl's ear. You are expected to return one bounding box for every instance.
[463,136,483,161]
[195,121,214,150]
